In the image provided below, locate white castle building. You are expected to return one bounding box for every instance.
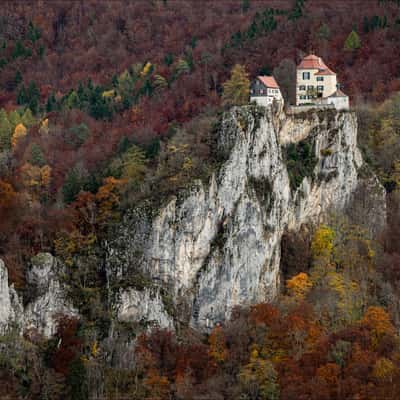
[296,54,349,110]
[250,76,284,107]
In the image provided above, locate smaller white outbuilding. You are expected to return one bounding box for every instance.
[250,76,284,107]
[320,88,350,110]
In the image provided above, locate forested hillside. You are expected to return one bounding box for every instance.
[2,0,400,399]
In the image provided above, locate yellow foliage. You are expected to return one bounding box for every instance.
[286,272,312,299]
[39,118,49,135]
[91,341,99,357]
[141,62,152,77]
[182,156,193,172]
[222,64,250,106]
[20,163,51,195]
[373,357,395,382]
[12,123,27,148]
[311,225,335,260]
[54,230,97,267]
[102,89,116,98]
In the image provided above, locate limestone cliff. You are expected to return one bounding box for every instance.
[0,106,386,335]
[106,106,385,330]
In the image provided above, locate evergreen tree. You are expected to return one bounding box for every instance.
[46,93,57,112]
[242,0,250,13]
[222,64,250,106]
[27,21,41,43]
[344,30,361,50]
[30,143,46,166]
[8,110,21,129]
[27,81,40,114]
[21,108,36,127]
[0,109,12,151]
[62,166,88,203]
[17,85,27,105]
[317,23,331,40]
[14,70,22,86]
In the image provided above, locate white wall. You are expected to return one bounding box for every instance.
[250,96,273,107]
[296,69,337,105]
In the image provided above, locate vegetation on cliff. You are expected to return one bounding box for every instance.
[1,0,400,398]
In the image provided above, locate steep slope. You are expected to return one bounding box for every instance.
[106,105,385,330]
[0,105,385,335]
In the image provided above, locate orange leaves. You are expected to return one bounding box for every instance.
[143,369,170,400]
[12,123,27,148]
[286,272,313,299]
[0,180,17,210]
[316,362,340,387]
[361,306,395,346]
[19,162,52,203]
[95,176,125,226]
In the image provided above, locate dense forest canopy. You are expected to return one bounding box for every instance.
[2,0,400,399]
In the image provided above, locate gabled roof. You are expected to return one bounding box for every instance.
[297,54,336,75]
[256,76,279,89]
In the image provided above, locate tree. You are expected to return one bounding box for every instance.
[286,272,313,299]
[372,357,395,383]
[317,23,331,41]
[0,109,12,150]
[30,143,46,166]
[273,59,297,105]
[208,326,228,365]
[344,30,361,51]
[8,110,21,128]
[62,164,89,204]
[311,225,335,260]
[11,123,27,148]
[21,108,36,127]
[238,348,279,400]
[20,162,51,201]
[361,306,395,345]
[0,180,17,211]
[120,145,147,182]
[222,64,250,106]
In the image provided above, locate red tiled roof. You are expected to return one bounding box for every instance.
[297,54,336,75]
[257,76,279,89]
[315,67,336,76]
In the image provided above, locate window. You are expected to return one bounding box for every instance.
[317,76,324,81]
[307,85,314,90]
[250,89,254,94]
[302,72,310,80]
[260,89,264,94]
[299,85,306,91]
[300,95,307,100]
[317,85,324,92]
[307,95,314,99]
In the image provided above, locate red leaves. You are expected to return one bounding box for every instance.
[52,317,82,376]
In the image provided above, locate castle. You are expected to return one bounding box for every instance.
[250,54,349,110]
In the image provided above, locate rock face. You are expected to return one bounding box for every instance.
[117,287,174,330]
[0,259,22,333]
[0,106,386,335]
[107,106,385,329]
[0,253,77,336]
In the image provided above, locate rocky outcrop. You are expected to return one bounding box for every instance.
[0,253,77,337]
[0,259,22,333]
[117,287,174,330]
[0,106,386,335]
[106,106,385,329]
